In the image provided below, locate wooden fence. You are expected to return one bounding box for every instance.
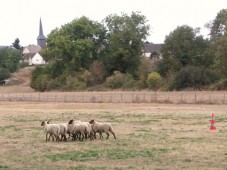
[0,91,226,104]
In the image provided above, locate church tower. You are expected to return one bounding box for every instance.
[37,18,46,48]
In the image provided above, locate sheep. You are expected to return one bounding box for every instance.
[67,119,82,140]
[58,123,68,141]
[45,121,68,141]
[82,121,95,140]
[89,119,116,140]
[41,121,60,142]
[67,119,92,141]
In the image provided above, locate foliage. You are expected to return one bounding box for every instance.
[63,76,87,91]
[213,34,227,78]
[137,58,152,88]
[0,47,21,73]
[105,71,135,89]
[210,78,227,90]
[173,66,217,90]
[42,16,107,71]
[159,25,213,79]
[12,38,22,50]
[0,67,10,81]
[207,9,227,81]
[89,60,107,85]
[30,66,45,91]
[208,9,227,39]
[146,71,162,90]
[29,9,227,91]
[104,12,150,77]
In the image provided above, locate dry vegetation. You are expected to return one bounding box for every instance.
[0,102,227,169]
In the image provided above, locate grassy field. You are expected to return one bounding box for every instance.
[0,102,227,170]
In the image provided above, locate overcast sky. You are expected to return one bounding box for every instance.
[0,0,226,46]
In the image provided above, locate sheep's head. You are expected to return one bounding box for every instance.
[89,119,95,124]
[41,121,45,126]
[68,119,74,124]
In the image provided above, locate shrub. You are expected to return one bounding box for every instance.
[173,66,217,90]
[63,76,86,91]
[0,67,10,81]
[146,71,162,90]
[89,60,106,84]
[105,71,135,89]
[36,74,49,92]
[81,70,93,86]
[210,79,227,90]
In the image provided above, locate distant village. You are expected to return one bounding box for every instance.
[1,19,163,66]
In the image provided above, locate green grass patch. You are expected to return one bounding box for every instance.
[0,164,9,169]
[45,148,156,162]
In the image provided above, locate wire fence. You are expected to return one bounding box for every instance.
[0,91,226,104]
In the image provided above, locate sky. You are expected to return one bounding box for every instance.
[0,0,226,46]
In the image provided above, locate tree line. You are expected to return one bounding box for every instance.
[1,10,227,91]
[28,9,227,91]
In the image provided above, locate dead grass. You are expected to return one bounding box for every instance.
[0,102,227,169]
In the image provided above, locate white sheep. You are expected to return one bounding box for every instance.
[67,119,91,141]
[58,123,68,141]
[89,119,116,140]
[45,121,68,141]
[41,121,60,142]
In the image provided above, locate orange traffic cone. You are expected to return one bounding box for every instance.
[210,113,216,130]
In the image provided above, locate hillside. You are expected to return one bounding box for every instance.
[0,67,35,93]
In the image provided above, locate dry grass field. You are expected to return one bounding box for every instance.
[0,102,227,170]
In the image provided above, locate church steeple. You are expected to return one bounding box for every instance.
[37,18,46,48]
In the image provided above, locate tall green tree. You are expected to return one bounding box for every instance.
[158,25,211,77]
[104,12,150,77]
[0,47,21,72]
[12,38,21,50]
[208,9,227,79]
[42,16,107,73]
[209,9,227,40]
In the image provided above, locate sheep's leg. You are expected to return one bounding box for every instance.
[63,134,67,141]
[106,132,110,139]
[54,134,59,142]
[100,132,104,139]
[110,130,116,139]
[46,133,48,141]
[80,133,85,141]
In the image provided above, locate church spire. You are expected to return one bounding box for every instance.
[37,18,46,48]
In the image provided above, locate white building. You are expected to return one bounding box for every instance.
[22,18,46,65]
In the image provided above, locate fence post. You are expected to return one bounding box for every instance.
[154,92,157,102]
[195,93,197,103]
[223,94,225,104]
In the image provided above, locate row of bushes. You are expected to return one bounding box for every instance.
[30,64,222,92]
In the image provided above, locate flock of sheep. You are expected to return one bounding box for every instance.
[41,119,116,142]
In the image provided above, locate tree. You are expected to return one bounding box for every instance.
[42,16,107,72]
[207,9,227,79]
[12,38,21,50]
[104,12,150,77]
[0,47,21,72]
[208,9,227,39]
[32,16,108,91]
[158,25,212,77]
